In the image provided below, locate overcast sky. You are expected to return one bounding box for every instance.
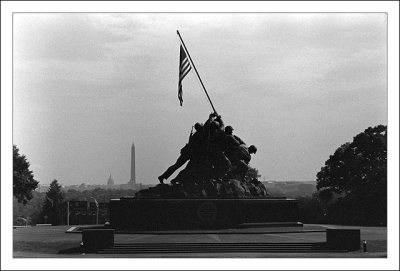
[13,13,387,186]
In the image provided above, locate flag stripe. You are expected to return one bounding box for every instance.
[180,59,190,68]
[180,64,191,75]
[180,66,191,78]
[180,61,191,76]
[180,58,190,66]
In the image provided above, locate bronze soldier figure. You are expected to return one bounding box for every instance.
[226,144,257,180]
[224,125,245,145]
[158,123,205,184]
[205,114,241,180]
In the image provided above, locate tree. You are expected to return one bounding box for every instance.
[316,125,387,225]
[42,179,64,225]
[13,145,38,204]
[13,191,45,225]
[297,193,325,224]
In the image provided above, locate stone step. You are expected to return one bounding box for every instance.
[113,243,327,248]
[97,242,348,254]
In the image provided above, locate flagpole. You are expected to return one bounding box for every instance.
[177,30,218,115]
[67,201,69,226]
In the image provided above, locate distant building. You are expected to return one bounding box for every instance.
[121,142,137,190]
[60,142,152,192]
[105,174,120,190]
[107,174,115,186]
[128,142,136,186]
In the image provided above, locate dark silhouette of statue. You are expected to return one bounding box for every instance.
[138,112,268,199]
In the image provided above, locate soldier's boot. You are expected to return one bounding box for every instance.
[158,167,175,183]
[158,175,165,184]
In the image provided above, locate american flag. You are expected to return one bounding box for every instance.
[178,45,191,106]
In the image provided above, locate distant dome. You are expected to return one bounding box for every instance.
[107,174,114,185]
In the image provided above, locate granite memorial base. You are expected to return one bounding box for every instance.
[109,197,299,230]
[326,229,361,251]
[82,229,115,253]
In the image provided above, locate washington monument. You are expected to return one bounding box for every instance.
[129,142,135,184]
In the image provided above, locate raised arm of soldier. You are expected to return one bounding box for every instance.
[215,114,224,131]
[203,112,217,131]
[205,112,214,124]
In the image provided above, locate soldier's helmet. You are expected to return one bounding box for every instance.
[225,125,234,134]
[248,145,257,154]
[194,122,203,131]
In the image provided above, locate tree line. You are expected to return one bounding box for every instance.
[13,181,138,226]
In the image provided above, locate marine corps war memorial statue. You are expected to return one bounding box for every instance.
[109,31,299,230]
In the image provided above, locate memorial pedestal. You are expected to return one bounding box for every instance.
[326,229,361,251]
[82,229,115,252]
[109,197,299,230]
